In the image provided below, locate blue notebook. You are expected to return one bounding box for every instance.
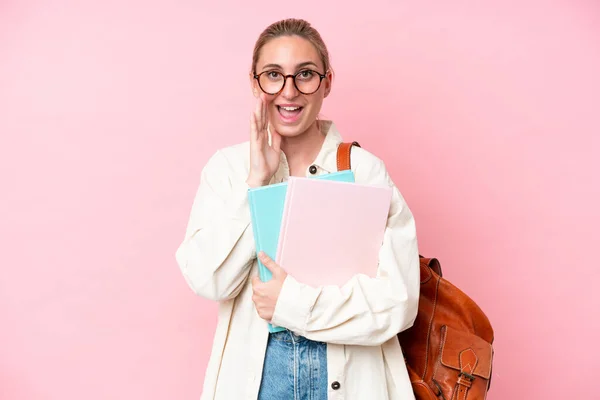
[248,170,355,332]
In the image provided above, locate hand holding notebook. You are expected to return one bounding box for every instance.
[251,251,288,323]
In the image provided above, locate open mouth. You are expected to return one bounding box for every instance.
[277,105,304,123]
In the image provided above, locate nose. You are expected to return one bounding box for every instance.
[280,75,299,99]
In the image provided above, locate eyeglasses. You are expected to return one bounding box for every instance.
[253,69,327,95]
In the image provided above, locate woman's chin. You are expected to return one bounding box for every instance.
[272,123,306,138]
[271,118,317,138]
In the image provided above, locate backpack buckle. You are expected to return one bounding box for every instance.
[459,372,475,381]
[457,372,475,389]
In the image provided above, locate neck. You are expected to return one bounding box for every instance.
[281,121,326,175]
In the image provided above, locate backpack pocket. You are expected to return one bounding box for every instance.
[432,325,493,400]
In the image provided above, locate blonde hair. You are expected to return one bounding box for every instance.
[251,18,331,74]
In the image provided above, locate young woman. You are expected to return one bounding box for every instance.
[176,18,420,400]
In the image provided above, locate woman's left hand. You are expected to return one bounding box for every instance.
[252,251,288,321]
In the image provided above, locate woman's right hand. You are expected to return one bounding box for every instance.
[246,95,282,188]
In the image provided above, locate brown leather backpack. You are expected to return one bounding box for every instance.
[337,142,495,400]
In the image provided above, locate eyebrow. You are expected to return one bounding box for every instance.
[260,61,320,72]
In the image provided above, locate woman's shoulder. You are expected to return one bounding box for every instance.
[347,145,393,187]
[203,141,250,176]
[347,145,413,216]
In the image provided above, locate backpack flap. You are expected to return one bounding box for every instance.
[433,325,493,399]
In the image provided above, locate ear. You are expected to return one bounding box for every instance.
[323,70,333,98]
[249,71,260,98]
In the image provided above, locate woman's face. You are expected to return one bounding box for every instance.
[253,35,331,138]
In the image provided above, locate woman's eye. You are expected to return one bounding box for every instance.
[298,70,314,79]
[267,71,281,80]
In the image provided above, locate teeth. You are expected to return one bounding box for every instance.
[280,106,300,111]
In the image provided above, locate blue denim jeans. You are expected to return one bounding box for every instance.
[258,329,328,400]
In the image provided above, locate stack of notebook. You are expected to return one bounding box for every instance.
[248,170,392,332]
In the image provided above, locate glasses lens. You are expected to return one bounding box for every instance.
[295,70,321,94]
[259,72,284,94]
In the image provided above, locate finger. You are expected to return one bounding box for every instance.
[256,97,264,133]
[258,251,280,275]
[250,112,259,143]
[252,278,267,296]
[261,94,268,132]
[254,98,263,137]
[262,101,269,136]
[270,128,282,152]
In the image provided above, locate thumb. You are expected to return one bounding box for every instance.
[270,128,282,153]
[258,251,281,276]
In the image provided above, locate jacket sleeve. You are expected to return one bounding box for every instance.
[270,159,420,346]
[175,150,256,302]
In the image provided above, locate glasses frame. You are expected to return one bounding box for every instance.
[253,69,328,95]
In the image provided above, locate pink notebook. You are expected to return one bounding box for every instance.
[276,176,393,287]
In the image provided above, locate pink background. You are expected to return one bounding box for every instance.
[1,1,599,399]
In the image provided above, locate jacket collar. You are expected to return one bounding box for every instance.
[312,120,344,173]
[272,120,344,183]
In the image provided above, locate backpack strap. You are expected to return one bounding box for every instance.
[336,141,360,171]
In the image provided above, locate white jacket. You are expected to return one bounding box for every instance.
[175,120,420,399]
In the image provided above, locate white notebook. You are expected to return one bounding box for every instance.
[276,176,393,287]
